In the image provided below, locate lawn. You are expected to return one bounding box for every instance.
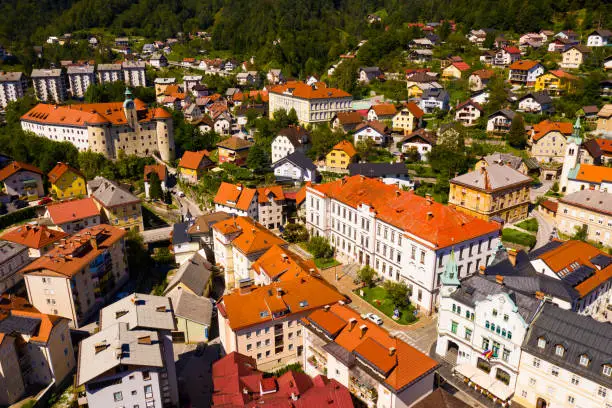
[502,228,537,248]
[314,258,341,269]
[515,218,539,233]
[357,286,418,325]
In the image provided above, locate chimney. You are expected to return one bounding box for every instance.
[291,393,298,401]
[281,253,289,262]
[425,193,432,204]
[90,237,97,250]
[495,275,504,285]
[535,291,545,300]
[276,287,283,298]
[426,211,434,221]
[348,317,357,331]
[395,190,401,197]
[388,347,396,356]
[324,305,330,312]
[479,265,486,275]
[507,248,517,266]
[359,324,368,339]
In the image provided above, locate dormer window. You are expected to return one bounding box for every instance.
[603,365,612,377]
[579,355,590,367]
[538,337,546,349]
[555,345,565,357]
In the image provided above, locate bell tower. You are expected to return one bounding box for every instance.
[123,88,138,129]
[559,117,582,193]
[440,248,461,297]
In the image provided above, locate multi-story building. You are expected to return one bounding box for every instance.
[0,161,44,200]
[214,182,258,219]
[492,46,522,67]
[325,140,357,171]
[217,275,346,371]
[564,163,612,194]
[303,303,439,408]
[348,162,413,189]
[251,244,317,286]
[91,178,144,232]
[44,197,101,233]
[269,81,352,124]
[21,224,128,327]
[271,126,310,163]
[48,162,87,199]
[514,303,612,408]
[212,216,287,288]
[216,136,253,167]
[0,224,69,258]
[436,262,543,407]
[67,65,95,98]
[0,240,30,293]
[96,64,123,84]
[529,120,573,163]
[587,29,611,47]
[0,295,75,406]
[21,90,175,161]
[469,69,495,92]
[508,60,545,86]
[122,61,146,87]
[560,44,591,69]
[177,150,214,183]
[31,68,66,103]
[476,153,533,175]
[392,102,424,133]
[77,293,179,408]
[305,176,501,313]
[449,163,532,223]
[186,211,232,261]
[419,88,450,113]
[557,190,612,246]
[534,70,577,95]
[256,185,286,229]
[487,109,516,134]
[143,164,168,199]
[0,71,27,109]
[454,100,483,126]
[596,104,612,137]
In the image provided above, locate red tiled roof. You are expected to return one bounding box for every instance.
[214,182,257,211]
[270,81,351,99]
[335,111,363,125]
[331,140,357,157]
[178,150,210,170]
[451,62,470,71]
[310,176,500,248]
[232,90,269,103]
[471,69,494,79]
[548,70,578,80]
[45,198,100,225]
[256,185,285,204]
[0,224,68,249]
[405,102,424,118]
[503,46,521,54]
[539,199,558,213]
[212,216,286,255]
[456,99,483,112]
[47,162,83,184]
[354,120,387,135]
[0,295,65,344]
[509,60,540,70]
[595,138,612,155]
[251,245,317,282]
[371,103,397,116]
[0,161,43,181]
[143,164,167,182]
[573,164,612,184]
[531,120,573,141]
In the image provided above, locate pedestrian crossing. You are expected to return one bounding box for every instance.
[390,330,429,354]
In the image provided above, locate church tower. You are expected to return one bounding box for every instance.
[123,88,138,129]
[440,248,461,298]
[560,117,582,192]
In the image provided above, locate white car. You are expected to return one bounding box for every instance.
[366,313,383,325]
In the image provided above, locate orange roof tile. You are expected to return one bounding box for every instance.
[212,216,286,255]
[214,182,257,211]
[20,224,126,277]
[0,224,68,249]
[295,184,309,205]
[355,120,388,135]
[270,81,351,100]
[404,102,424,119]
[47,162,84,184]
[45,197,100,225]
[331,140,357,157]
[0,295,65,344]
[216,136,253,151]
[548,70,578,80]
[0,161,43,181]
[509,60,540,70]
[371,104,397,116]
[256,185,285,204]
[471,69,494,79]
[251,245,317,281]
[311,176,500,248]
[573,164,612,184]
[595,138,612,155]
[232,90,269,102]
[219,275,346,330]
[335,111,363,125]
[531,120,573,141]
[178,150,211,170]
[143,164,167,182]
[451,62,470,71]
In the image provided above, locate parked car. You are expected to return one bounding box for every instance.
[38,197,52,205]
[366,313,384,325]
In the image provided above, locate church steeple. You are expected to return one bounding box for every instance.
[569,116,582,145]
[440,248,460,297]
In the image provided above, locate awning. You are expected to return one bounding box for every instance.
[454,364,480,379]
[471,372,495,389]
[489,380,514,401]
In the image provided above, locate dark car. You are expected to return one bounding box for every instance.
[13,200,28,209]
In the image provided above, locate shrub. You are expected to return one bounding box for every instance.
[282,223,309,243]
[383,280,410,309]
[358,265,377,287]
[502,228,537,248]
[306,236,334,259]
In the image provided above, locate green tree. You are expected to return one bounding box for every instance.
[282,223,309,243]
[148,171,163,200]
[306,236,334,259]
[383,280,410,309]
[246,142,269,172]
[357,265,376,288]
[572,224,588,242]
[507,114,527,148]
[551,181,559,193]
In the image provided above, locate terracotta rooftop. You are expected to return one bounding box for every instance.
[47,162,83,184]
[404,101,425,118]
[471,69,494,79]
[531,120,573,141]
[178,150,211,170]
[251,245,317,282]
[256,185,285,204]
[0,224,69,249]
[539,199,558,213]
[143,164,167,182]
[214,182,257,211]
[371,103,397,116]
[595,138,612,155]
[355,120,387,135]
[572,164,612,184]
[212,216,286,255]
[45,197,100,225]
[450,62,470,71]
[509,60,541,70]
[334,111,363,125]
[330,140,357,157]
[187,211,232,235]
[0,161,43,181]
[216,136,254,151]
[548,70,578,80]
[270,81,351,100]
[0,295,65,344]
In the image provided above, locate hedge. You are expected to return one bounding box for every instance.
[0,205,39,230]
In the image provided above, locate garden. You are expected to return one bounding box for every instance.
[501,228,537,248]
[515,218,539,233]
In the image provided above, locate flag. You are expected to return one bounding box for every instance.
[482,350,494,360]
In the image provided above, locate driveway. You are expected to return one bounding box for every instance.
[530,180,553,202]
[531,209,555,249]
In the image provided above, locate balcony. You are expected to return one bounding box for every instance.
[349,376,378,404]
[307,355,327,375]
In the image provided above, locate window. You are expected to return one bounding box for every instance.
[533,358,541,368]
[555,345,565,357]
[537,337,546,349]
[551,366,560,377]
[603,365,612,377]
[521,390,528,398]
[567,395,575,405]
[143,371,150,380]
[529,377,536,386]
[502,348,510,362]
[482,338,489,350]
[598,387,607,398]
[579,355,589,366]
[246,344,252,351]
[420,250,425,264]
[571,375,579,386]
[464,328,472,341]
[114,392,123,402]
[451,321,458,334]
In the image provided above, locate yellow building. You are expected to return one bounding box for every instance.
[91,178,144,232]
[216,136,253,167]
[449,163,532,223]
[534,70,577,95]
[441,62,470,79]
[325,140,357,170]
[47,162,86,199]
[392,102,424,133]
[177,150,215,183]
[407,83,425,98]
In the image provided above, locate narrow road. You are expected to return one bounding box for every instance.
[531,210,555,249]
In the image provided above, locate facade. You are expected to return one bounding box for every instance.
[186,212,232,262]
[0,71,27,109]
[518,92,553,114]
[303,303,439,408]
[392,102,424,133]
[48,162,87,199]
[353,121,388,146]
[0,295,75,406]
[91,178,144,232]
[31,68,66,103]
[449,163,532,223]
[493,47,522,67]
[469,69,495,92]
[514,303,612,408]
[348,163,413,189]
[213,182,258,219]
[272,151,318,183]
[67,65,95,98]
[177,150,214,183]
[367,103,397,121]
[534,70,577,95]
[96,64,123,84]
[508,60,545,86]
[597,104,612,136]
[122,61,146,87]
[172,222,201,265]
[442,62,470,79]
[557,190,612,247]
[305,176,501,313]
[565,164,612,194]
[529,120,573,163]
[21,224,128,328]
[0,161,44,200]
[0,240,30,293]
[268,81,353,124]
[401,129,436,161]
[331,111,363,133]
[325,140,357,171]
[419,88,450,113]
[216,136,253,167]
[217,275,346,371]
[560,45,591,69]
[487,110,516,134]
[454,100,483,126]
[271,126,310,164]
[256,185,286,230]
[21,92,175,161]
[44,197,101,233]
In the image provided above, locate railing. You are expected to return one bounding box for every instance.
[349,377,378,404]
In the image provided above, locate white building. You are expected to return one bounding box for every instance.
[0,241,30,294]
[272,151,318,183]
[487,110,516,133]
[67,65,95,98]
[353,121,388,146]
[0,71,27,109]
[213,182,258,219]
[455,100,483,126]
[122,61,146,87]
[514,303,612,408]
[586,29,611,47]
[96,64,123,84]
[271,126,310,164]
[31,68,66,103]
[183,75,202,93]
[305,176,501,313]
[557,190,612,248]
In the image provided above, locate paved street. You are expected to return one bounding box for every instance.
[530,180,553,201]
[531,209,555,249]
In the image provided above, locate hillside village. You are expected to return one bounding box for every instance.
[0,12,611,408]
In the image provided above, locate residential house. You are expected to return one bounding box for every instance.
[66,65,95,98]
[596,104,612,136]
[469,69,495,92]
[514,303,612,408]
[0,71,28,109]
[91,178,144,232]
[154,77,177,100]
[518,91,553,114]
[519,34,544,48]
[164,249,213,299]
[348,163,413,189]
[410,38,435,49]
[31,68,66,103]
[21,224,128,327]
[401,129,436,161]
[557,190,612,247]
[487,110,516,134]
[272,151,318,183]
[565,164,612,194]
[455,100,484,126]
[408,49,434,63]
[256,185,286,230]
[44,197,101,233]
[271,126,310,164]
[143,164,168,199]
[547,37,576,53]
[172,222,201,265]
[236,71,259,86]
[358,67,382,83]
[166,287,213,344]
[508,60,545,86]
[0,241,30,293]
[480,50,496,66]
[149,53,168,68]
[303,303,439,407]
[305,176,501,313]
[353,121,388,146]
[331,111,363,133]
[268,81,352,124]
[529,120,574,163]
[217,136,253,166]
[217,275,346,371]
[251,244,317,286]
[213,182,258,219]
[183,75,202,93]
[419,88,450,113]
[476,153,533,176]
[467,29,488,45]
[449,163,532,223]
[48,162,86,199]
[177,150,214,183]
[392,102,424,133]
[212,351,354,407]
[325,140,357,171]
[0,161,44,200]
[186,212,231,262]
[0,224,68,258]
[534,70,577,95]
[77,293,179,408]
[555,30,579,42]
[561,45,592,69]
[587,29,611,47]
[367,103,397,121]
[442,62,470,79]
[493,47,522,67]
[96,64,123,84]
[406,71,440,97]
[266,69,284,85]
[183,103,202,122]
[0,295,75,406]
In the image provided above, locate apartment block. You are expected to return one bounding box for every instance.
[0,240,30,293]
[31,68,66,103]
[96,64,123,84]
[91,178,144,232]
[557,190,612,247]
[122,61,146,87]
[0,71,27,109]
[67,65,95,98]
